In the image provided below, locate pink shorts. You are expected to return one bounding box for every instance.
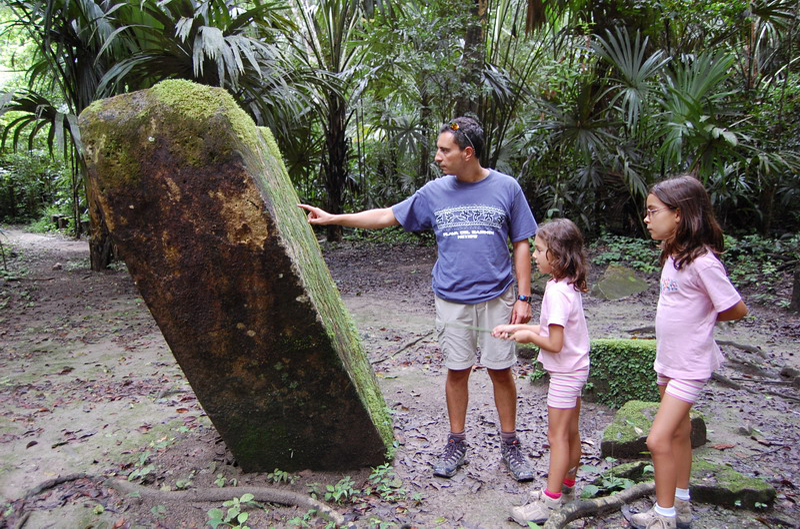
[656,374,707,404]
[547,369,589,409]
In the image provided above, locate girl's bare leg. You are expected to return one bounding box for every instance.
[546,404,581,494]
[647,386,693,508]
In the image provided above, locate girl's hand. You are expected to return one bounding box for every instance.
[492,324,518,339]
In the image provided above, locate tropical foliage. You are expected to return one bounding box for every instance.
[1,0,798,247]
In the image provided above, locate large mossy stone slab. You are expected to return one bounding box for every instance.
[690,459,776,508]
[601,400,706,458]
[78,80,392,472]
[591,265,649,300]
[592,460,775,509]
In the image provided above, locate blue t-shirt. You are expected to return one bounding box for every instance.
[392,170,537,303]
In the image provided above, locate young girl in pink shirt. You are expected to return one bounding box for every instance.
[493,218,590,526]
[630,175,748,529]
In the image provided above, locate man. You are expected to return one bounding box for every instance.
[298,117,538,481]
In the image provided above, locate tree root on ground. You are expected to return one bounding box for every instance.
[13,474,348,528]
[105,479,349,527]
[542,481,655,529]
[712,373,800,403]
[23,472,92,500]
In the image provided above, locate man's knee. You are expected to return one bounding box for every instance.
[487,367,513,384]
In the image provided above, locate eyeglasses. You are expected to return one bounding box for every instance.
[644,206,675,219]
[449,121,476,152]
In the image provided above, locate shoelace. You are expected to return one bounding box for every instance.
[505,441,526,467]
[442,440,462,462]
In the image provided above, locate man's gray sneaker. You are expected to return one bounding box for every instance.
[501,439,535,481]
[433,437,467,478]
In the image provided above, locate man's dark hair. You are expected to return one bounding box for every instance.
[440,116,485,161]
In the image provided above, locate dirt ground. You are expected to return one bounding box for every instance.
[0,228,799,529]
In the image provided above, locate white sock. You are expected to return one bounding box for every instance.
[675,487,691,502]
[654,503,677,517]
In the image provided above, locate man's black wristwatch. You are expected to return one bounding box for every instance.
[517,294,532,304]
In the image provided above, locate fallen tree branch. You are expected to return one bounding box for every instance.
[105,479,349,527]
[23,473,92,500]
[741,444,792,460]
[371,331,433,365]
[543,481,655,529]
[716,340,767,358]
[12,512,30,529]
[712,373,800,403]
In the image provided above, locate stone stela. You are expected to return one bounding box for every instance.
[78,79,393,472]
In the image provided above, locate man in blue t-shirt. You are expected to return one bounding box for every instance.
[299,117,538,481]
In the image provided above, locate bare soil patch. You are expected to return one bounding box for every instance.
[0,229,798,528]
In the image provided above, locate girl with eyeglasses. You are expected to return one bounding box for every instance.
[631,175,748,529]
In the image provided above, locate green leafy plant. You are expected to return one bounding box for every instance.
[206,493,261,529]
[287,508,317,527]
[526,359,548,382]
[579,457,638,498]
[365,464,407,503]
[267,468,297,485]
[590,232,659,273]
[151,504,167,518]
[324,476,357,504]
[127,451,155,482]
[175,470,195,490]
[725,233,800,306]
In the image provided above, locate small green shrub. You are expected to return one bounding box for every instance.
[266,468,297,484]
[206,493,261,529]
[365,463,407,503]
[725,233,800,306]
[590,232,659,273]
[127,451,156,482]
[585,339,658,408]
[324,476,357,504]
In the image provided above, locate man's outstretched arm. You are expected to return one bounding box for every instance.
[297,204,400,229]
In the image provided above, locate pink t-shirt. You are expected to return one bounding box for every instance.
[655,251,742,380]
[537,278,590,373]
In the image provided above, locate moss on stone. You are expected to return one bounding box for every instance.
[246,126,394,453]
[691,458,776,508]
[691,459,772,494]
[149,79,261,157]
[602,400,659,444]
[586,339,659,408]
[601,400,706,458]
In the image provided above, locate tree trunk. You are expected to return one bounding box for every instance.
[758,182,775,235]
[790,264,800,313]
[83,160,114,271]
[324,95,348,242]
[417,86,432,186]
[455,0,487,117]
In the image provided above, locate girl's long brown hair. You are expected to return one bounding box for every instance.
[650,175,724,270]
[537,219,588,292]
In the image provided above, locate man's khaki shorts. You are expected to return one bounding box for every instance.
[434,285,516,370]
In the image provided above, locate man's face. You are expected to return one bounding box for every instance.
[434,132,468,176]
